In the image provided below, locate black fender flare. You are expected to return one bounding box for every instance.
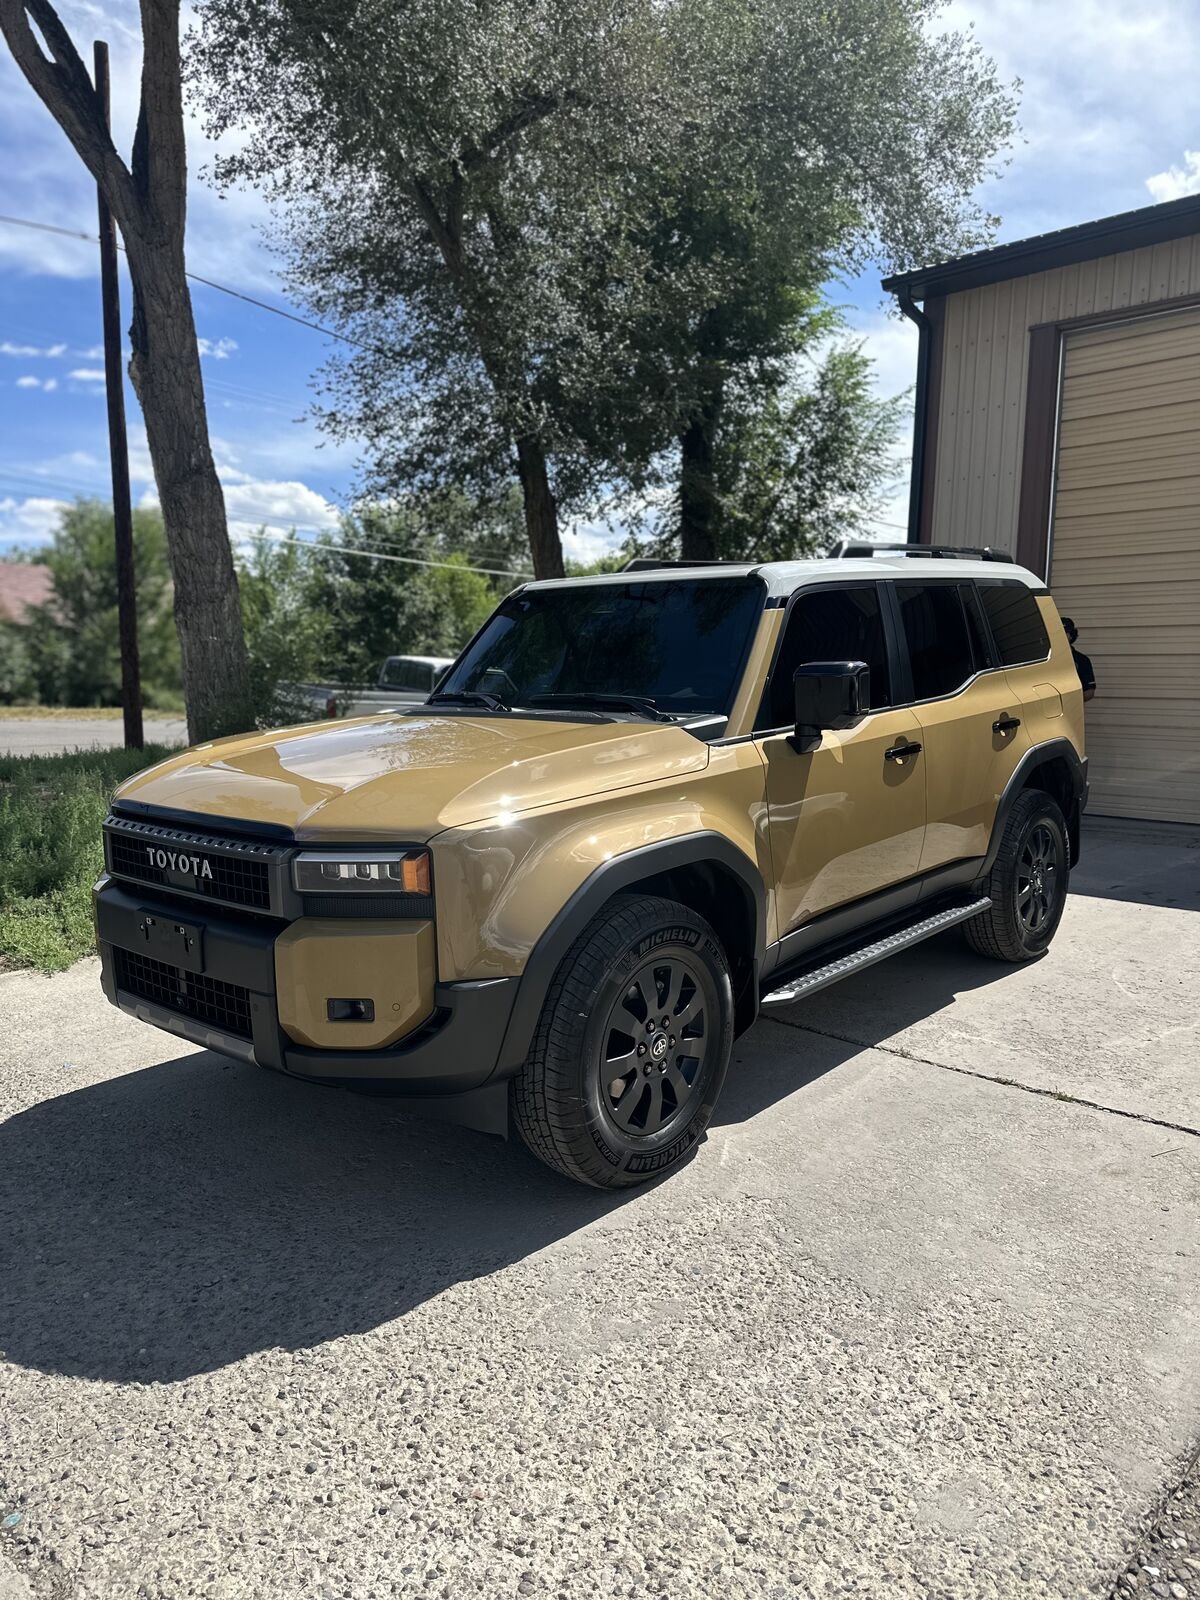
[982,738,1089,876]
[494,831,766,1075]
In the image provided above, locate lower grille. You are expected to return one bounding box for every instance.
[115,948,254,1040]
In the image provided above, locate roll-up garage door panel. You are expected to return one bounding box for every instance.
[1050,306,1200,823]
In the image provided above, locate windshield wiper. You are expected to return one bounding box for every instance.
[426,689,506,711]
[522,692,675,722]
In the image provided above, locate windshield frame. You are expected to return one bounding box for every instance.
[433,575,769,722]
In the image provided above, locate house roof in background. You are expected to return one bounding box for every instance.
[0,561,53,623]
[883,193,1200,301]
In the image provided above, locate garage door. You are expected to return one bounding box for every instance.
[1050,306,1200,824]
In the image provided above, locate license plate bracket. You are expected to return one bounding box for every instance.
[136,910,205,973]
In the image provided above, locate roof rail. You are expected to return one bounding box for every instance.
[827,541,1015,564]
[621,558,747,571]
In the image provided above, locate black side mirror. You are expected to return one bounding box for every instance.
[792,661,870,747]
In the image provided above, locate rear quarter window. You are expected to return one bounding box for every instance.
[978,584,1051,667]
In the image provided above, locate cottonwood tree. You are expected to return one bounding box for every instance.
[191,0,1015,570]
[618,0,1018,557]
[191,0,669,579]
[0,0,250,737]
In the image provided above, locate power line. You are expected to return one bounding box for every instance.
[0,211,365,350]
[249,530,531,580]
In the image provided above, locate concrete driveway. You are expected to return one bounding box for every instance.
[0,717,187,758]
[1,820,1198,1599]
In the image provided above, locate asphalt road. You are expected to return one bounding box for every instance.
[1,820,1199,1600]
[0,717,188,757]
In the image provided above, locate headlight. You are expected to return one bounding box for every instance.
[292,849,431,895]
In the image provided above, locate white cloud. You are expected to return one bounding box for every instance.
[0,3,284,293]
[198,336,238,360]
[1,339,66,358]
[13,374,59,391]
[74,343,105,360]
[136,461,340,543]
[0,494,67,545]
[1146,150,1200,202]
[68,367,106,383]
[222,477,339,538]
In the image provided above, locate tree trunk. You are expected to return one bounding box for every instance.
[0,0,251,744]
[128,244,251,739]
[679,402,721,562]
[515,436,564,578]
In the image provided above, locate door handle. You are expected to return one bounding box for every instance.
[885,740,922,763]
[992,715,1021,734]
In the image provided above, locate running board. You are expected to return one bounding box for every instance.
[760,897,992,1007]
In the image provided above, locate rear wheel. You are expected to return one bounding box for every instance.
[511,894,734,1188]
[964,789,1069,962]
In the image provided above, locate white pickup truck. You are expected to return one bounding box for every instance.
[291,654,456,720]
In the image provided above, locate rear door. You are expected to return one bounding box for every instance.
[756,582,926,936]
[891,579,1031,875]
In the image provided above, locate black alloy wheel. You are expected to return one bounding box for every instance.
[964,788,1070,963]
[1015,821,1062,938]
[600,954,713,1138]
[511,894,735,1188]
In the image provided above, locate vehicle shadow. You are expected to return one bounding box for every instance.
[0,940,1019,1386]
[714,929,1019,1125]
[1070,818,1200,912]
[0,1052,633,1384]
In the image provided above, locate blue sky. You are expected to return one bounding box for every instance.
[2,0,1199,559]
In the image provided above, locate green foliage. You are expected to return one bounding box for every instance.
[0,745,177,971]
[189,0,1016,566]
[237,491,525,719]
[0,621,38,703]
[708,339,908,560]
[5,500,182,709]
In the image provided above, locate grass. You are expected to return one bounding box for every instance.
[0,745,177,972]
[0,705,185,720]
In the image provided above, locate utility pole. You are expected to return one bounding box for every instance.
[94,39,143,749]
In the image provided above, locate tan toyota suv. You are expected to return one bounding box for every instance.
[95,546,1087,1188]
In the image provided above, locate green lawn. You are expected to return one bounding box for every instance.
[0,745,177,972]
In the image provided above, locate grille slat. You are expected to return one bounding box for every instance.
[107,824,274,912]
[115,948,254,1039]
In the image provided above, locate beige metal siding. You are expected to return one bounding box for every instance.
[1050,308,1200,824]
[929,236,1200,552]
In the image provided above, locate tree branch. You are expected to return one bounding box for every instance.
[457,85,589,173]
[0,0,137,229]
[132,0,186,233]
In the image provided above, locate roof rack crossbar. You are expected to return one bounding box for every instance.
[827,541,1015,565]
[621,558,748,571]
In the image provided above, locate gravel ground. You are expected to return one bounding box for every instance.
[1114,1454,1200,1599]
[1,821,1199,1599]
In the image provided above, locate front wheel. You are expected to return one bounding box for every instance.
[511,894,734,1188]
[964,789,1069,962]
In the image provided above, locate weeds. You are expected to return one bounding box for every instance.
[0,745,176,971]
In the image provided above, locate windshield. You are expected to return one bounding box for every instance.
[436,578,764,719]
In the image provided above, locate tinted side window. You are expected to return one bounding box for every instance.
[978,583,1051,666]
[382,658,433,691]
[959,583,993,671]
[759,586,891,730]
[895,583,975,701]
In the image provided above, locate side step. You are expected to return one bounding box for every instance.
[760,897,992,1007]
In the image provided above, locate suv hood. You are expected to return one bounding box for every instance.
[113,712,711,840]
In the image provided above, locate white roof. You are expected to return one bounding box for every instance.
[526,554,1046,601]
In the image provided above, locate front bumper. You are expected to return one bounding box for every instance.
[95,877,518,1113]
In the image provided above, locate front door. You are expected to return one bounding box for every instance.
[756,584,926,938]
